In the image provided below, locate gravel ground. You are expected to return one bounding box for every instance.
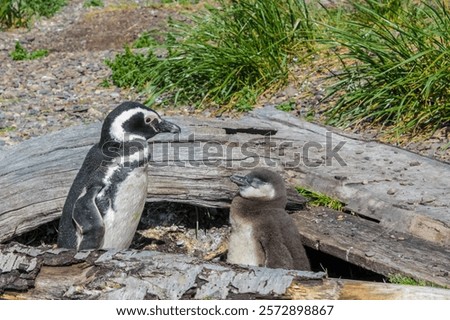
[0,0,179,146]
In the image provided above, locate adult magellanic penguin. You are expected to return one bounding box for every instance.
[227,168,311,271]
[57,101,180,250]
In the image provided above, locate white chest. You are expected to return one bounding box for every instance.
[101,167,148,249]
[227,214,261,266]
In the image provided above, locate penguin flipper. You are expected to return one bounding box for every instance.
[280,217,312,271]
[259,234,293,270]
[72,185,105,250]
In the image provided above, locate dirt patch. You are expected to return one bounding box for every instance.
[41,8,170,52]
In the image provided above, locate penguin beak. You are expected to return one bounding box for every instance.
[230,174,250,186]
[158,119,181,133]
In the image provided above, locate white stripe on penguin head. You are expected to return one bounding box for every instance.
[109,108,161,142]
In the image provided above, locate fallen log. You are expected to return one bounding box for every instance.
[1,243,449,300]
[1,106,448,244]
[1,106,449,287]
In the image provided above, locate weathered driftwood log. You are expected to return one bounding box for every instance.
[1,106,449,287]
[1,106,448,245]
[1,243,449,300]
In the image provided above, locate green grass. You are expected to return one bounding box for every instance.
[132,31,158,49]
[105,46,159,89]
[276,100,296,112]
[324,0,450,137]
[10,41,48,60]
[83,0,104,8]
[296,186,344,211]
[388,274,435,287]
[106,0,316,108]
[0,0,66,29]
[99,79,111,88]
[0,126,16,134]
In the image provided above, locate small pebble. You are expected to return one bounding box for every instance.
[409,161,421,167]
[420,196,436,204]
[71,105,89,113]
[176,240,184,247]
[365,251,375,257]
[87,108,104,120]
[387,188,397,195]
[41,75,56,81]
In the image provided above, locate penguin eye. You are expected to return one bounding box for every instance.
[145,117,152,124]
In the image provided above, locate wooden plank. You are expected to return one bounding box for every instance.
[2,243,449,300]
[292,208,450,288]
[287,278,450,300]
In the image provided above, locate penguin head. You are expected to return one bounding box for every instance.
[100,101,180,143]
[230,168,286,201]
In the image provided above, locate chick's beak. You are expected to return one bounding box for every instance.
[158,119,181,133]
[230,174,249,186]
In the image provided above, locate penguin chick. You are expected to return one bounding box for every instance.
[57,101,180,250]
[227,168,311,271]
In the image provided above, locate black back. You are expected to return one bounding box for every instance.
[57,145,105,248]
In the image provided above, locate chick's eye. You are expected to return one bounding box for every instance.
[250,178,264,188]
